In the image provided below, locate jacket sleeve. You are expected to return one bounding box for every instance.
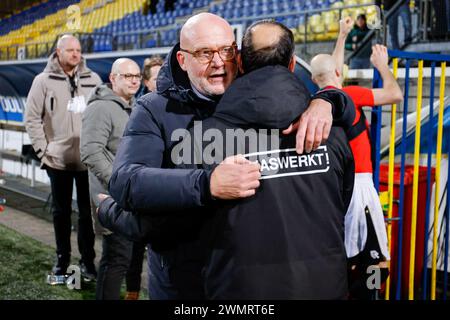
[97,197,152,242]
[108,99,211,214]
[80,103,114,189]
[312,89,356,131]
[24,75,48,159]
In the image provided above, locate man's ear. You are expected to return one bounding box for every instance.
[334,69,344,84]
[335,68,341,80]
[109,73,115,86]
[237,53,244,74]
[176,51,187,71]
[56,47,61,57]
[288,55,296,72]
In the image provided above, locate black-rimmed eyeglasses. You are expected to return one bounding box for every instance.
[179,43,237,64]
[115,73,143,81]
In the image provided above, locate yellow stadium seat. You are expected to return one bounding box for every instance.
[331,2,344,8]
[0,0,148,59]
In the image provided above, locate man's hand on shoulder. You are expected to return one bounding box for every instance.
[283,98,332,154]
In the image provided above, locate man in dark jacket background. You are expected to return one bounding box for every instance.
[345,14,371,69]
[175,20,355,299]
[99,13,355,299]
[81,58,141,300]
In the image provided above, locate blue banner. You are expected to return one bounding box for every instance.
[0,96,25,124]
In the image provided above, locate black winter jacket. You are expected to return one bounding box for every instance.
[103,44,217,249]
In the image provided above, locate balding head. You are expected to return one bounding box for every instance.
[57,34,80,50]
[240,20,295,74]
[176,13,237,97]
[110,58,139,74]
[251,23,284,51]
[310,54,341,88]
[180,13,233,50]
[109,58,141,103]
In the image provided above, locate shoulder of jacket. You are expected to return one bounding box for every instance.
[137,93,169,115]
[80,71,101,80]
[87,99,118,113]
[33,72,65,91]
[34,72,55,82]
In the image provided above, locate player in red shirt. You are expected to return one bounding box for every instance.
[310,17,403,299]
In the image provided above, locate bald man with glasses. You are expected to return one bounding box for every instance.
[81,58,141,299]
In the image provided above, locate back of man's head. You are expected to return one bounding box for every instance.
[310,54,341,88]
[240,20,295,74]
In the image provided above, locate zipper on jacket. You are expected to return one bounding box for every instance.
[50,97,54,111]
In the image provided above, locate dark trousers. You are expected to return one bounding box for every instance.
[46,166,95,263]
[96,233,133,300]
[126,241,147,292]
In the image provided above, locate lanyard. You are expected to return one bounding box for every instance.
[68,74,77,98]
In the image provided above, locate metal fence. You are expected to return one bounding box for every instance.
[372,50,450,300]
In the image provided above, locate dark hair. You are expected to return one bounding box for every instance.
[143,56,164,80]
[357,14,367,21]
[241,20,295,74]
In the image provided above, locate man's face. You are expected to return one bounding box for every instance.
[110,62,141,100]
[356,17,366,29]
[57,39,81,70]
[177,26,237,97]
[144,65,161,92]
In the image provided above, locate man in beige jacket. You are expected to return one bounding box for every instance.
[25,34,101,282]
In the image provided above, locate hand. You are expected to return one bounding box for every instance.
[210,155,261,199]
[282,98,332,154]
[370,44,389,70]
[339,16,353,36]
[96,193,110,215]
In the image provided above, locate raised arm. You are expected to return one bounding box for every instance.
[332,16,354,79]
[370,44,404,105]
